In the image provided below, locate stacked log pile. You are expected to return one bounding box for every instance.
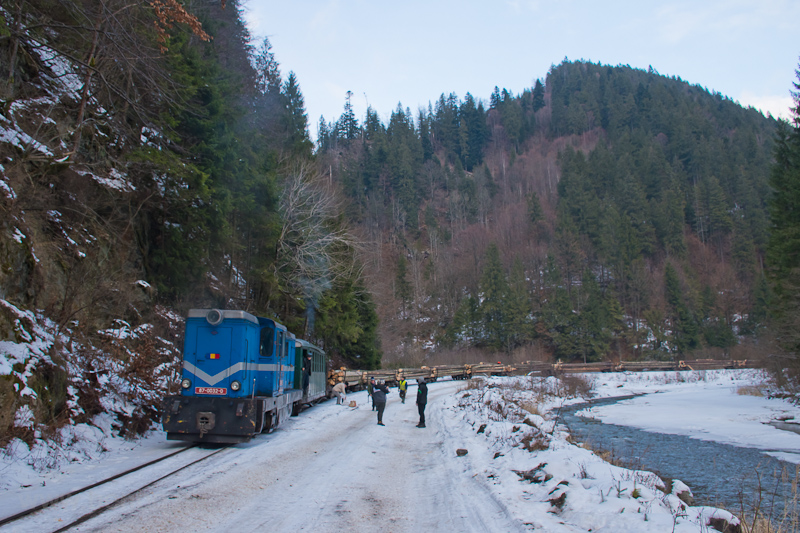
[329,359,755,390]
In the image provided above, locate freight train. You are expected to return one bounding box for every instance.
[161,309,328,443]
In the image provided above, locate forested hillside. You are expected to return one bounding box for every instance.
[316,60,779,366]
[0,0,788,447]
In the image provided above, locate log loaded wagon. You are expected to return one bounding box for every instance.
[162,309,328,443]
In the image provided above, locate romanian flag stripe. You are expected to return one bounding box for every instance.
[209,353,220,359]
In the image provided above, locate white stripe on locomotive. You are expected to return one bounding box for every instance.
[183,361,296,386]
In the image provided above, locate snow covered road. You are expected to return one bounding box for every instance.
[70,382,524,532]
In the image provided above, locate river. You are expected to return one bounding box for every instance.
[559,395,799,523]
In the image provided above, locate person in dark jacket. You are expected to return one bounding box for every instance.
[372,380,389,425]
[416,378,428,428]
[302,354,312,397]
[368,377,376,410]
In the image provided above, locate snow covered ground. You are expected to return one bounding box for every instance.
[1,368,795,532]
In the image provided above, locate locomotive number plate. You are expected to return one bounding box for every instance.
[195,387,227,395]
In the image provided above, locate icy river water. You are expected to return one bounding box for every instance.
[560,396,799,522]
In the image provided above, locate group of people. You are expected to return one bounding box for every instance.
[307,353,430,427]
[367,376,427,427]
[332,376,428,427]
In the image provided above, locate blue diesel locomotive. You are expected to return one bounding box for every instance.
[162,309,328,443]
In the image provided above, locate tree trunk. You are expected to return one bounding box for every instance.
[5,0,24,96]
[72,9,103,156]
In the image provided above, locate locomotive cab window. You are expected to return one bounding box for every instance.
[260,328,274,358]
[277,331,285,359]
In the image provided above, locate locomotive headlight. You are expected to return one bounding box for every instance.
[181,379,192,389]
[230,380,241,391]
[206,309,223,326]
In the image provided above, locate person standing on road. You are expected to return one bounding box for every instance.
[416,378,428,428]
[368,377,376,411]
[398,377,407,404]
[372,379,389,425]
[332,380,347,405]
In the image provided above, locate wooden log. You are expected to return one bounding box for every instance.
[328,359,758,389]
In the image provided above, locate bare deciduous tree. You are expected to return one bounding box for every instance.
[276,164,363,322]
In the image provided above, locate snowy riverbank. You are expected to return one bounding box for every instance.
[576,369,800,464]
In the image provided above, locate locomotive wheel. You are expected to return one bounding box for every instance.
[262,411,275,433]
[262,404,291,433]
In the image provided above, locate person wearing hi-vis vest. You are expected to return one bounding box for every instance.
[398,378,407,403]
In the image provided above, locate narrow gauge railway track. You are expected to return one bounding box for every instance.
[1,444,230,532]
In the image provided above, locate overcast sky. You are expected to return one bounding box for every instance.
[242,0,799,139]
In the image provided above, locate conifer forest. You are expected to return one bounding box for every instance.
[1,0,800,439]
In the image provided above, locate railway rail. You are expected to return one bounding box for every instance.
[330,358,756,389]
[1,444,230,532]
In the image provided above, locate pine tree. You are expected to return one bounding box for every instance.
[505,257,532,350]
[500,94,524,150]
[444,296,480,346]
[664,263,700,355]
[386,105,422,228]
[338,90,360,141]
[315,278,382,369]
[539,255,577,359]
[490,86,502,109]
[653,167,687,256]
[479,244,510,351]
[577,272,612,363]
[418,107,434,161]
[731,214,756,282]
[395,254,412,317]
[697,284,731,349]
[282,71,312,156]
[459,93,489,171]
[532,79,545,112]
[743,274,770,334]
[555,208,584,294]
[253,37,282,95]
[317,117,332,151]
[527,192,544,224]
[433,93,460,159]
[766,61,800,352]
[701,175,733,251]
[364,106,384,141]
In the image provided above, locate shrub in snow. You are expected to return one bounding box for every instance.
[0,300,183,467]
[13,405,34,428]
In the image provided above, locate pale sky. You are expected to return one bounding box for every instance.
[242,0,799,140]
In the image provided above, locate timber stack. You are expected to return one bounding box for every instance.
[329,359,755,390]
